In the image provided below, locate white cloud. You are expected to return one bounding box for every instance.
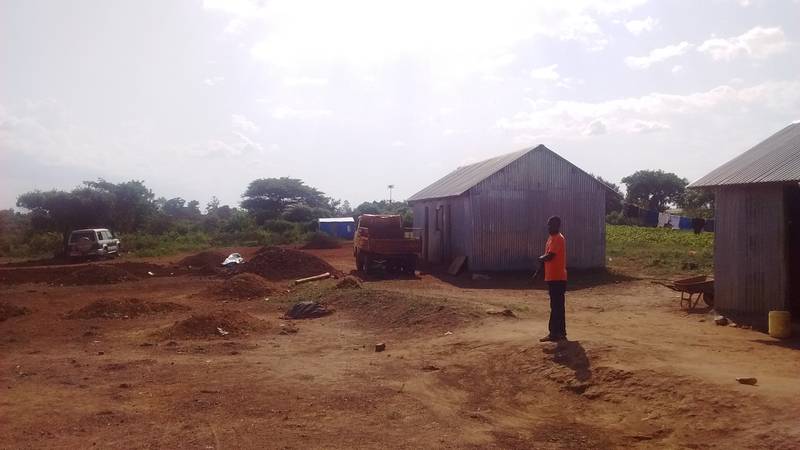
[530,64,560,81]
[231,114,258,133]
[224,18,247,35]
[496,80,800,138]
[282,76,329,87]
[203,76,224,86]
[584,119,607,135]
[625,41,692,69]
[671,65,683,74]
[270,107,333,120]
[625,16,658,35]
[390,140,406,147]
[206,0,647,78]
[698,26,788,61]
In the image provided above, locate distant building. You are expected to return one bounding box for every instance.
[690,123,800,328]
[318,217,356,240]
[408,145,615,271]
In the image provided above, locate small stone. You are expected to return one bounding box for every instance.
[421,365,440,371]
[375,343,386,352]
[736,377,757,385]
[714,316,728,326]
[97,351,104,355]
[118,383,130,389]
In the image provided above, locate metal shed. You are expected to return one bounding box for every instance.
[408,145,613,272]
[318,217,356,240]
[690,123,800,328]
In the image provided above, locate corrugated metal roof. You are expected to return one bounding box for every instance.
[690,123,800,187]
[319,217,355,223]
[408,146,533,202]
[408,144,617,202]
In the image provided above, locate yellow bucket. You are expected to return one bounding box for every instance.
[768,311,792,339]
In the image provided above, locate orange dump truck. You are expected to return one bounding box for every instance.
[353,214,421,273]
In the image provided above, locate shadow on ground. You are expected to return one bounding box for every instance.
[542,340,592,382]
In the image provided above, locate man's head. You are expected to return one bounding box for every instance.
[547,216,561,235]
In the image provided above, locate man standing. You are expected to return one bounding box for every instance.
[533,216,568,342]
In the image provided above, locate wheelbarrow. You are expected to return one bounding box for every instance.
[654,275,715,309]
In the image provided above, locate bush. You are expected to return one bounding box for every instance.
[302,232,341,249]
[263,219,296,233]
[606,211,638,226]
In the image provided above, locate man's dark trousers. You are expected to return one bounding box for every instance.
[547,281,567,338]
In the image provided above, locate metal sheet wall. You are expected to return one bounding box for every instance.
[467,150,606,271]
[714,184,786,324]
[412,197,470,264]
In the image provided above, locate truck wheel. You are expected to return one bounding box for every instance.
[362,254,373,273]
[408,255,418,274]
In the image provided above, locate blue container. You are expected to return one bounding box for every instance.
[318,218,356,240]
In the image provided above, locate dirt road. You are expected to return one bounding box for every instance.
[1,246,798,449]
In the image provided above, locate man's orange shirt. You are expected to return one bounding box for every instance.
[544,233,567,281]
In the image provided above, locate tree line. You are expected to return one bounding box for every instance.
[1,169,710,258]
[0,177,409,258]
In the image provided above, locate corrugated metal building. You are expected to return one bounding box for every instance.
[690,123,800,327]
[408,145,613,271]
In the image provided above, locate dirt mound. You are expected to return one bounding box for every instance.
[335,276,362,289]
[176,251,226,274]
[213,273,273,300]
[240,247,339,281]
[158,310,270,339]
[67,298,189,319]
[0,302,30,321]
[54,265,139,285]
[301,232,341,249]
[326,289,476,334]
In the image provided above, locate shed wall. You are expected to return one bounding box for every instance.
[714,184,786,326]
[467,150,606,271]
[412,196,471,265]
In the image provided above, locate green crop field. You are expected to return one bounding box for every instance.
[606,225,714,278]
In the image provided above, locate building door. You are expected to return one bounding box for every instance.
[785,185,800,319]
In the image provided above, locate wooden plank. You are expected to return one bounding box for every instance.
[447,255,467,275]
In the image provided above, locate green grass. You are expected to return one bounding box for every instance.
[606,224,713,278]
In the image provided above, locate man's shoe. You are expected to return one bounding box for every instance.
[539,335,556,342]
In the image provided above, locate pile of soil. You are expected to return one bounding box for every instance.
[54,265,139,286]
[0,302,30,321]
[301,232,341,250]
[67,298,189,319]
[239,247,339,281]
[326,289,477,334]
[335,276,362,289]
[158,310,270,339]
[213,273,273,300]
[176,251,227,274]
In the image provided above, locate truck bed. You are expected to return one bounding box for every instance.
[356,237,421,255]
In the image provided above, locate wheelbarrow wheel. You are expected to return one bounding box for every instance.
[702,292,714,307]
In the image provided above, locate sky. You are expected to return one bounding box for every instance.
[2,0,799,210]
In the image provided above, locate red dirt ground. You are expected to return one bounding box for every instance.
[1,245,799,449]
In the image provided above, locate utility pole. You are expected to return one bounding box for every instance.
[387,184,395,205]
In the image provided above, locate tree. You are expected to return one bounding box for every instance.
[83,179,155,232]
[621,170,688,212]
[593,175,623,214]
[16,189,113,250]
[353,200,413,226]
[678,188,715,218]
[241,177,331,223]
